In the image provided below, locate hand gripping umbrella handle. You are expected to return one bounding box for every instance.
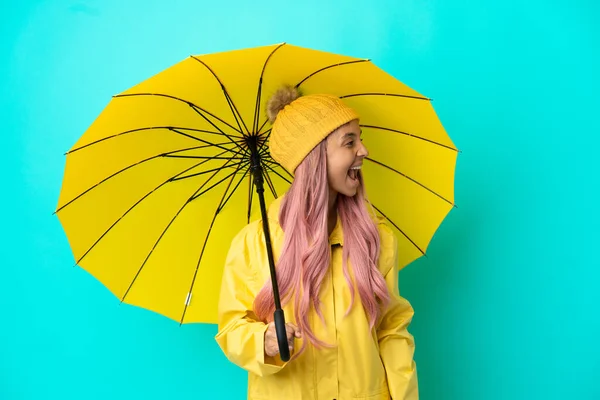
[274,309,290,361]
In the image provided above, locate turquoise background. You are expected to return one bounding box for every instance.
[2,0,598,399]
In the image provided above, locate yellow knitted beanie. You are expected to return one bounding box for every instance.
[267,86,359,174]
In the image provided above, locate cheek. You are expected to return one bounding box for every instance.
[326,157,347,179]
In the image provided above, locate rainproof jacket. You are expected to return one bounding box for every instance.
[215,197,418,400]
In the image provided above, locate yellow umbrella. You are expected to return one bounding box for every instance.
[56,42,457,336]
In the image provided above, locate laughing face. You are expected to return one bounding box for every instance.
[326,119,368,199]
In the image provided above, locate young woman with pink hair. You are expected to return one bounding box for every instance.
[216,86,418,400]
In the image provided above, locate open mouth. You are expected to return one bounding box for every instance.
[348,165,361,181]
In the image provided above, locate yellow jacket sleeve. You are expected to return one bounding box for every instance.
[377,233,419,400]
[214,223,288,377]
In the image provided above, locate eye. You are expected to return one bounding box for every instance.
[345,140,354,147]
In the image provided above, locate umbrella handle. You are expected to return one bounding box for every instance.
[274,309,291,362]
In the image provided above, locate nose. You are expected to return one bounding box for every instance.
[357,140,369,158]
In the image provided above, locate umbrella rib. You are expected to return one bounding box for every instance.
[370,203,425,256]
[71,154,228,265]
[224,91,249,136]
[55,145,235,214]
[262,167,278,199]
[257,119,270,137]
[218,165,251,214]
[170,160,247,182]
[259,146,293,188]
[191,56,251,136]
[170,126,243,140]
[247,172,254,224]
[252,43,287,135]
[262,163,293,185]
[163,139,246,160]
[365,157,455,207]
[188,160,250,202]
[67,126,238,155]
[243,139,281,221]
[255,134,271,169]
[254,142,278,198]
[340,92,430,101]
[179,158,250,323]
[172,127,244,141]
[361,124,458,152]
[171,128,243,155]
[184,144,249,201]
[257,129,270,153]
[163,155,244,160]
[120,154,248,304]
[114,93,244,135]
[294,59,370,89]
[188,105,246,148]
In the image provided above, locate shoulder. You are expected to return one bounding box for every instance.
[375,216,397,245]
[373,216,398,275]
[228,219,263,250]
[227,215,284,256]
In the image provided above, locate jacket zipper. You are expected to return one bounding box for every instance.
[331,246,339,400]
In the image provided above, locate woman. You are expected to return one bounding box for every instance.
[215,86,418,400]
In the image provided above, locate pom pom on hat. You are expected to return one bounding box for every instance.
[267,86,359,174]
[266,85,300,124]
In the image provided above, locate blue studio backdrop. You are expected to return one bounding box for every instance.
[1,0,598,399]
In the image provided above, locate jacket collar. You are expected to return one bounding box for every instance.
[267,195,344,247]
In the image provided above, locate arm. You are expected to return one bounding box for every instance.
[377,233,419,399]
[214,224,288,376]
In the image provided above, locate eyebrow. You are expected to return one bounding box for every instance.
[341,129,363,140]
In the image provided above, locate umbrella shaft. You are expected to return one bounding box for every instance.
[247,137,283,311]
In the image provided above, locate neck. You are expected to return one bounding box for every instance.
[328,189,338,235]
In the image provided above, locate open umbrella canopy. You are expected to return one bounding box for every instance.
[55,43,457,327]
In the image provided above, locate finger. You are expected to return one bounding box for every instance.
[267,341,279,354]
[266,322,276,335]
[287,323,302,337]
[287,332,297,346]
[267,349,278,357]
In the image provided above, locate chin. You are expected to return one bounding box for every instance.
[340,188,359,198]
[330,179,361,198]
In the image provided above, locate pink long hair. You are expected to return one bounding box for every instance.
[253,139,391,355]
